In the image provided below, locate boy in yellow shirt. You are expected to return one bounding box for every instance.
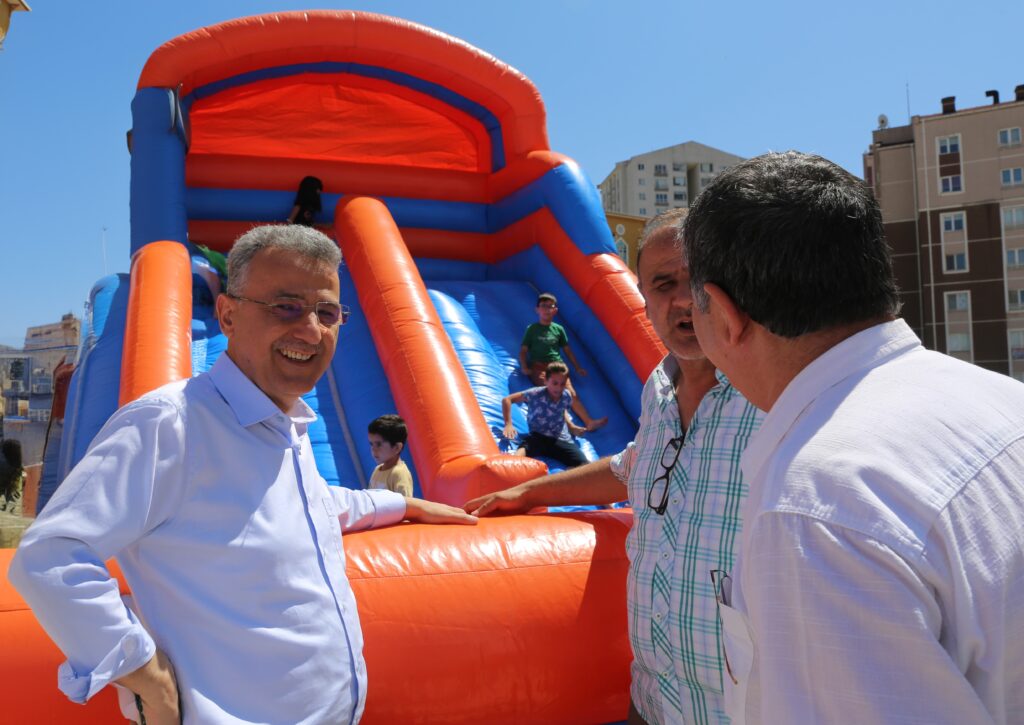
[367,415,413,497]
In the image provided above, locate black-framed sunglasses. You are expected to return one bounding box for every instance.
[647,434,684,515]
[228,294,351,328]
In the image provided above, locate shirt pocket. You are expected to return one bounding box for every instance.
[718,601,755,725]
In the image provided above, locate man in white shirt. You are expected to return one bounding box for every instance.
[9,225,477,724]
[683,150,1024,724]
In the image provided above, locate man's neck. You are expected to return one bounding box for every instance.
[673,355,718,428]
[754,316,892,411]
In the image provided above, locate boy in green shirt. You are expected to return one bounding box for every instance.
[519,293,607,431]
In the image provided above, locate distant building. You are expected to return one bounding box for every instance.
[599,141,744,219]
[863,86,1024,381]
[2,313,80,462]
[605,212,648,273]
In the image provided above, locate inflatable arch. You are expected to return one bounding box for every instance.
[2,11,667,722]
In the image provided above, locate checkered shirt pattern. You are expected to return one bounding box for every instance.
[610,356,763,725]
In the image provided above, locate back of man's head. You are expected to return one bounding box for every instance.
[226,225,342,296]
[683,151,900,338]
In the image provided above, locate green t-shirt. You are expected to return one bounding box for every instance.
[521,322,568,363]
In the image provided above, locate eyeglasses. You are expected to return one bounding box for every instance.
[227,294,351,328]
[710,569,738,685]
[538,303,558,310]
[647,434,684,515]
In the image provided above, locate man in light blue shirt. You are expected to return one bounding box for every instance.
[9,225,477,724]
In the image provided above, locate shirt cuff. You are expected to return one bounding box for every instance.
[365,488,407,527]
[57,608,156,703]
[608,443,634,483]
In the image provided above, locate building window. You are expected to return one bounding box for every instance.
[673,176,686,186]
[944,253,967,272]
[1007,248,1024,269]
[638,178,646,186]
[639,207,647,216]
[673,192,687,202]
[1010,330,1024,361]
[999,128,1022,147]
[615,238,629,263]
[699,162,714,173]
[943,212,965,232]
[655,193,668,205]
[637,163,645,171]
[672,162,684,172]
[654,164,667,176]
[947,292,969,311]
[700,177,714,188]
[654,180,668,191]
[947,333,971,352]
[1010,290,1024,311]
[940,175,962,193]
[1001,168,1024,187]
[1004,206,1024,229]
[938,134,960,154]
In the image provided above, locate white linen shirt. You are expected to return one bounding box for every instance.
[611,355,763,725]
[9,354,406,724]
[723,319,1024,724]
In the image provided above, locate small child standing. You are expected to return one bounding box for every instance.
[518,292,607,432]
[502,361,588,469]
[367,414,414,497]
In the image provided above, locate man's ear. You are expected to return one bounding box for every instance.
[395,441,405,456]
[703,283,751,346]
[215,293,235,340]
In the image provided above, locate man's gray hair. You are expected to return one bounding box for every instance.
[636,207,688,272]
[226,225,342,296]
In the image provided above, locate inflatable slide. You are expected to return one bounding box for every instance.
[1,12,666,722]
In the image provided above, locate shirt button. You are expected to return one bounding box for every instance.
[654,612,663,621]
[661,551,670,560]
[671,497,680,506]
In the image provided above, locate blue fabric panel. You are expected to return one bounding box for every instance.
[185,188,488,233]
[489,164,616,255]
[413,258,487,282]
[130,89,188,253]
[61,274,130,478]
[330,265,421,495]
[493,246,642,425]
[36,420,63,515]
[180,61,505,171]
[303,381,340,488]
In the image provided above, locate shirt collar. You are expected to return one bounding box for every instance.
[742,318,920,479]
[208,353,316,429]
[653,354,735,405]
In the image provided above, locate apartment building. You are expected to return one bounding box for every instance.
[864,86,1024,381]
[599,141,744,219]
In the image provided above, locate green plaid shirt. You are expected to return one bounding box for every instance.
[610,356,762,725]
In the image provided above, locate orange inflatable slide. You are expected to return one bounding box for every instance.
[2,12,667,722]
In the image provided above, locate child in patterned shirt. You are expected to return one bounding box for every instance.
[502,361,588,468]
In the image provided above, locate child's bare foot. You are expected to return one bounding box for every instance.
[585,417,608,432]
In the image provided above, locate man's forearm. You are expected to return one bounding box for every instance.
[516,458,624,508]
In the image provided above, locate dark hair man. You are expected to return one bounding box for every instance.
[684,151,1024,724]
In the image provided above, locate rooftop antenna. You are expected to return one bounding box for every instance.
[877,114,890,130]
[100,226,108,275]
[905,82,912,122]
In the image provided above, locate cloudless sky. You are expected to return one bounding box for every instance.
[1,0,1022,347]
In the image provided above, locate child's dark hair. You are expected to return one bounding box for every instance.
[0,439,23,501]
[536,292,557,306]
[294,175,323,212]
[368,414,407,446]
[545,361,569,378]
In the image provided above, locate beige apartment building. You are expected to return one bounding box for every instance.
[864,87,1024,381]
[599,141,744,219]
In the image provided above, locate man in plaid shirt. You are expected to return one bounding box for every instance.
[465,209,763,725]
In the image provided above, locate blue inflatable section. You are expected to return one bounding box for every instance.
[59,274,130,482]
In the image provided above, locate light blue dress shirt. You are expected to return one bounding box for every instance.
[9,354,407,724]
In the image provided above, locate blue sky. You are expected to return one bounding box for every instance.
[1,0,1021,347]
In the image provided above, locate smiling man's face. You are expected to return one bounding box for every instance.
[218,247,340,412]
[638,227,704,362]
